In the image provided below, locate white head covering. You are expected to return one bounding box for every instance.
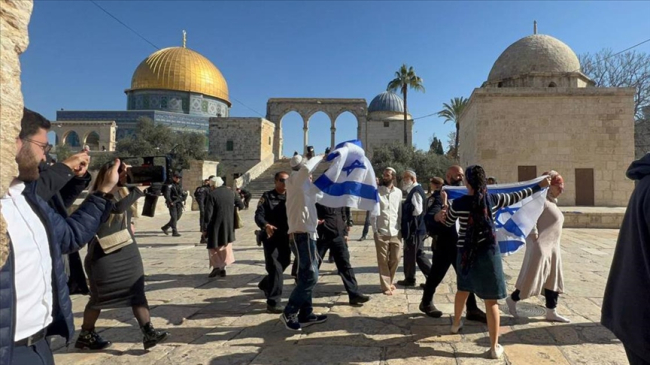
[209,176,224,188]
[405,169,417,179]
[290,154,304,170]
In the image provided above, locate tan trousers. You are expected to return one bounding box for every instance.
[374,234,402,292]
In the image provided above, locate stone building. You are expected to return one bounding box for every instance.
[365,92,412,153]
[51,120,117,151]
[459,33,635,206]
[52,35,229,147]
[635,106,650,158]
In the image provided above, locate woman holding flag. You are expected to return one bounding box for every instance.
[506,171,570,323]
[436,165,550,359]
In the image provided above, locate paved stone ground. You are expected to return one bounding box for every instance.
[53,199,628,364]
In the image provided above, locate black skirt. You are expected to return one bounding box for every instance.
[85,239,148,309]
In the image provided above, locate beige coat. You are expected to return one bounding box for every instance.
[515,197,565,299]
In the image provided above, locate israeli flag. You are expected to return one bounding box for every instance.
[443,176,548,255]
[312,140,380,216]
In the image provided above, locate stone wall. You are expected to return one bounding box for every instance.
[635,119,650,159]
[0,0,34,267]
[459,87,635,206]
[182,159,218,210]
[234,153,275,189]
[260,120,275,158]
[363,111,413,155]
[51,120,117,151]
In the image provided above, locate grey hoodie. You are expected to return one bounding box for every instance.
[601,153,650,362]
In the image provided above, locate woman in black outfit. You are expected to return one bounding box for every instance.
[75,161,169,351]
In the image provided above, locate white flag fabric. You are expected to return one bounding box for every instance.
[443,176,548,255]
[312,140,380,216]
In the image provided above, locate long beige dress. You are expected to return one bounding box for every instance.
[515,197,565,299]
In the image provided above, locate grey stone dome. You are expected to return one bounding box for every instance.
[368,92,405,113]
[488,34,581,82]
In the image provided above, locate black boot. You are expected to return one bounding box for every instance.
[141,322,170,350]
[75,329,112,350]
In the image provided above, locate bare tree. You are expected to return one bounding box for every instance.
[579,49,650,121]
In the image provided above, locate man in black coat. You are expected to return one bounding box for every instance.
[162,172,186,237]
[194,177,211,244]
[37,152,93,295]
[315,203,370,306]
[255,171,291,313]
[419,165,487,323]
[602,153,650,365]
[238,187,252,210]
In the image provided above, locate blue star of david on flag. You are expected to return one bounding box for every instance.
[342,159,366,176]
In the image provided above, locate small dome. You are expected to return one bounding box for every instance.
[368,92,405,113]
[488,34,581,82]
[128,47,230,105]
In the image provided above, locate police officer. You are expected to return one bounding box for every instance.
[255,171,291,313]
[161,172,187,237]
[194,176,212,244]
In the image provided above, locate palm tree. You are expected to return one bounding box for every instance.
[437,97,468,159]
[387,64,425,145]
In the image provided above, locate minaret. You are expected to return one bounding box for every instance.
[534,21,537,35]
[182,30,187,48]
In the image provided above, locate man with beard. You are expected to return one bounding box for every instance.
[162,172,186,237]
[0,110,121,364]
[397,170,432,287]
[419,165,487,323]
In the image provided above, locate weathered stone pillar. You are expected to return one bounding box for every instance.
[303,126,309,155]
[330,126,336,149]
[0,0,34,266]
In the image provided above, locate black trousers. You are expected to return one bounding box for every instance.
[197,202,205,232]
[243,195,252,209]
[12,338,54,365]
[511,288,559,309]
[163,204,183,233]
[66,251,89,295]
[317,237,362,299]
[403,234,432,282]
[422,235,479,311]
[361,211,370,238]
[259,233,291,306]
[625,345,650,365]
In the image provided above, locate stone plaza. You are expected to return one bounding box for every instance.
[52,202,627,365]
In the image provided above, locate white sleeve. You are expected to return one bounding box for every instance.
[412,192,423,216]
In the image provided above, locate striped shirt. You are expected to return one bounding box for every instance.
[444,186,541,247]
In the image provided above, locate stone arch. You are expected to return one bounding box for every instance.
[548,82,557,87]
[84,131,100,151]
[47,130,58,146]
[266,98,368,157]
[63,130,81,147]
[333,111,359,147]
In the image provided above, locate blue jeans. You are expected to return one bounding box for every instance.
[284,233,319,320]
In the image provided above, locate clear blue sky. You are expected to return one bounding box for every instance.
[22,1,650,156]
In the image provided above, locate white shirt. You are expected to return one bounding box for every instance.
[1,179,53,341]
[372,185,402,236]
[405,183,424,216]
[286,156,323,240]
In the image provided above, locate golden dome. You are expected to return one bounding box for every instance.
[128,47,230,105]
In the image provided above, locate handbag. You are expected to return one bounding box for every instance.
[234,208,243,230]
[97,213,133,254]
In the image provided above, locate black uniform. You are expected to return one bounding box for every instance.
[194,184,209,232]
[162,181,186,235]
[240,188,252,209]
[255,189,290,307]
[315,204,365,301]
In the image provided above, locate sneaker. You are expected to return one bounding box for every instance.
[161,226,169,235]
[450,319,464,334]
[419,302,443,318]
[545,308,570,323]
[349,294,370,306]
[299,314,328,327]
[74,330,112,350]
[280,313,302,331]
[489,344,504,359]
[506,296,519,318]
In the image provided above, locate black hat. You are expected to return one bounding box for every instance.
[173,171,182,178]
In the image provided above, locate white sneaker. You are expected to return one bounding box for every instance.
[506,296,519,318]
[490,344,504,359]
[545,308,570,323]
[450,319,463,334]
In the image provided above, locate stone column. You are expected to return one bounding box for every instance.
[330,126,336,149]
[0,0,34,267]
[303,126,309,155]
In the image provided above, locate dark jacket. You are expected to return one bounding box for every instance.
[401,184,427,239]
[425,185,458,241]
[163,182,186,206]
[254,189,289,236]
[602,153,650,362]
[204,186,244,248]
[316,204,348,243]
[0,182,111,364]
[194,185,209,207]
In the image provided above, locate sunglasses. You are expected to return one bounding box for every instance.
[278,178,287,183]
[23,137,52,155]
